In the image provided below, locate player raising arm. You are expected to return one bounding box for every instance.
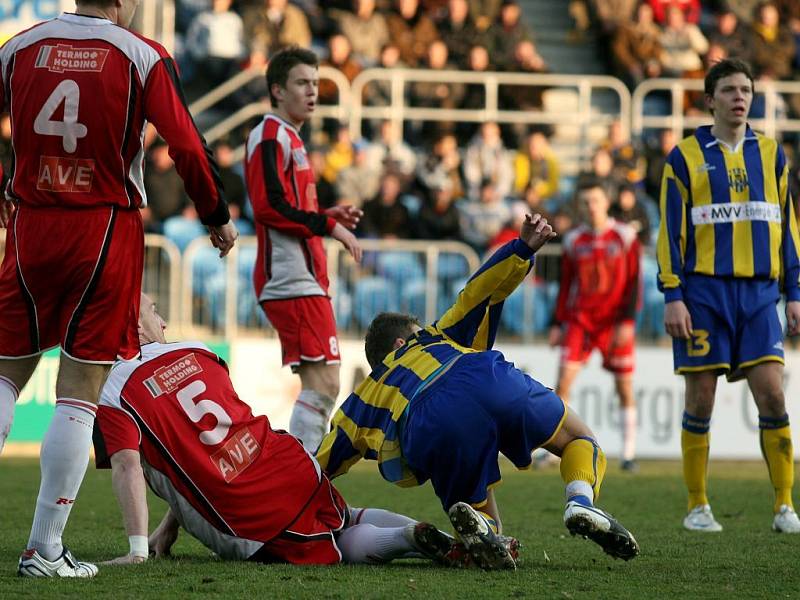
[244,47,361,452]
[0,0,237,578]
[658,58,800,533]
[316,214,640,568]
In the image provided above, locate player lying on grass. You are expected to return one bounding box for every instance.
[92,294,488,568]
[315,214,640,568]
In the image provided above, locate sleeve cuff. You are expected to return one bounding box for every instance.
[663,287,684,303]
[786,287,800,302]
[199,200,231,227]
[511,238,536,259]
[325,216,337,235]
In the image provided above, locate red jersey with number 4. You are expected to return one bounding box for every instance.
[94,341,326,558]
[555,220,641,330]
[0,13,228,225]
[245,114,335,301]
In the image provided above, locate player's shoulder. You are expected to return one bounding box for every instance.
[609,219,638,248]
[122,27,171,59]
[0,18,54,59]
[562,225,588,250]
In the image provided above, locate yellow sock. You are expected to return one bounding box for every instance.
[477,510,498,534]
[560,437,607,500]
[759,416,794,513]
[681,412,710,511]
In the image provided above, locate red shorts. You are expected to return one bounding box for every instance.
[261,296,340,370]
[250,475,348,565]
[0,205,143,362]
[560,322,635,374]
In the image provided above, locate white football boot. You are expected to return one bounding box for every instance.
[18,547,98,578]
[683,504,723,532]
[564,500,639,560]
[773,505,800,533]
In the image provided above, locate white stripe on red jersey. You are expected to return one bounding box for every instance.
[95,341,325,558]
[245,114,335,301]
[0,13,229,226]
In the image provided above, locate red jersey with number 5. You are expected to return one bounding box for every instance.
[555,220,642,330]
[0,13,228,225]
[94,341,326,558]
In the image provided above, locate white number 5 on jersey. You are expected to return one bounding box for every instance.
[176,380,232,445]
[34,79,88,153]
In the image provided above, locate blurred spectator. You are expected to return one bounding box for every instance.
[726,0,761,24]
[488,0,534,71]
[602,120,646,186]
[644,129,676,200]
[611,2,663,89]
[513,131,559,200]
[775,0,800,52]
[0,114,11,175]
[322,125,354,184]
[437,0,485,69]
[469,0,503,32]
[417,180,463,241]
[336,138,382,208]
[498,39,548,124]
[708,8,752,64]
[213,141,248,222]
[610,184,652,246]
[360,172,414,238]
[648,0,700,24]
[520,182,555,225]
[488,200,529,251]
[417,133,466,200]
[410,40,465,143]
[658,4,708,77]
[318,34,362,105]
[365,120,418,180]
[386,0,440,67]
[184,0,246,91]
[458,180,512,253]
[749,1,795,79]
[463,121,514,200]
[332,0,390,66]
[457,45,492,141]
[309,148,337,210]
[363,43,405,108]
[290,0,339,40]
[243,0,311,60]
[144,142,189,228]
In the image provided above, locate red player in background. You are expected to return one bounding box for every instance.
[550,178,641,471]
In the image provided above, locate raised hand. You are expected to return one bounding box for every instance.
[519,213,557,252]
[325,205,363,230]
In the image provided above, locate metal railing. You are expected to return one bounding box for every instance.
[133,0,175,54]
[632,78,800,139]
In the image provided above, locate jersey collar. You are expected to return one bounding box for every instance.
[696,124,758,153]
[59,12,114,26]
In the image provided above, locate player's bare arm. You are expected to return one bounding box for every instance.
[104,449,150,565]
[331,222,363,263]
[149,509,180,558]
[664,300,693,339]
[519,213,557,252]
[786,301,800,337]
[208,221,240,258]
[325,205,363,230]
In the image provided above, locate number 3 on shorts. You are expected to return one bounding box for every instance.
[687,329,710,357]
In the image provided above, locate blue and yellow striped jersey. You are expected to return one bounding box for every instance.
[657,125,800,302]
[315,239,536,486]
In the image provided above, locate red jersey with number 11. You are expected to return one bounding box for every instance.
[94,342,325,559]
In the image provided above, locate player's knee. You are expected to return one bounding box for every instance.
[755,387,786,418]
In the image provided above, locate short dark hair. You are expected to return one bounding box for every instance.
[364,312,421,370]
[704,58,754,98]
[266,46,319,106]
[576,176,608,197]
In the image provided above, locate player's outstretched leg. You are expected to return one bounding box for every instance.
[560,436,639,560]
[18,547,98,578]
[448,502,517,570]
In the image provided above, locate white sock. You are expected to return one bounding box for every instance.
[0,376,19,454]
[622,406,637,461]
[289,390,334,451]
[336,523,416,564]
[27,398,96,560]
[565,480,594,504]
[348,507,417,528]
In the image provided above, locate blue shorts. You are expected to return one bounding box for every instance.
[400,351,566,509]
[674,275,784,381]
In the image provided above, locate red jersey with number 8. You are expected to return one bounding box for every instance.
[0,13,226,221]
[94,341,330,557]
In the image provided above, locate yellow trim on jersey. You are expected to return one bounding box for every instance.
[681,137,716,274]
[657,162,687,291]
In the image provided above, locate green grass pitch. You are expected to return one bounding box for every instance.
[0,458,796,599]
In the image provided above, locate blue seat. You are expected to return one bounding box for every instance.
[353,277,398,328]
[234,218,255,236]
[376,251,425,287]
[437,253,470,280]
[191,246,226,295]
[237,245,258,281]
[500,281,554,336]
[637,255,665,338]
[162,216,206,253]
[400,277,428,321]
